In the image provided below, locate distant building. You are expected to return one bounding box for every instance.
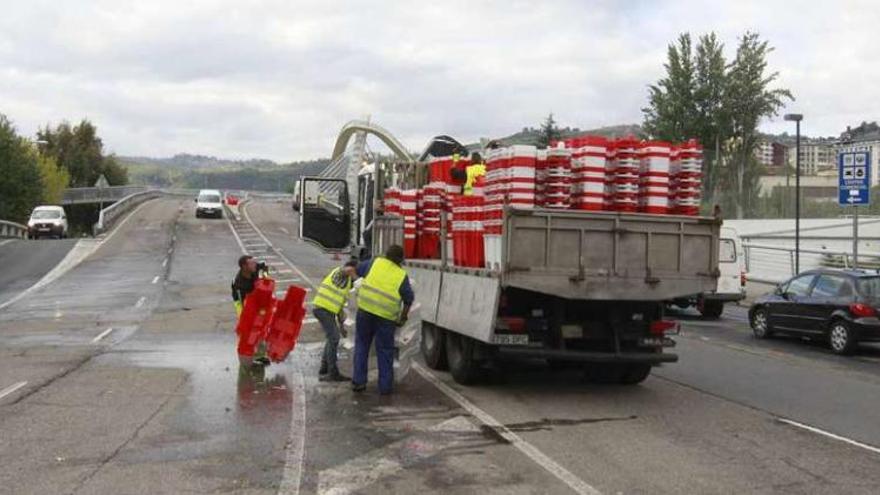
[788,140,835,175]
[756,140,788,172]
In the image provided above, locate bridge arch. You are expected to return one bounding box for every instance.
[331,120,413,164]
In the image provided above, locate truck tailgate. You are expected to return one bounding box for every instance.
[502,208,720,300]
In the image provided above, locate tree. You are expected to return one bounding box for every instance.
[37,119,128,187]
[538,113,561,147]
[0,115,43,222]
[642,31,792,218]
[32,150,70,204]
[724,32,793,218]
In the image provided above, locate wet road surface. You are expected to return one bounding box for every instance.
[2,197,880,494]
[0,237,77,306]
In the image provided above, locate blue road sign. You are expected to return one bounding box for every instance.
[838,148,871,206]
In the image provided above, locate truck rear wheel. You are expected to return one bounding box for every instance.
[619,364,652,384]
[698,299,724,319]
[445,332,482,385]
[421,322,448,370]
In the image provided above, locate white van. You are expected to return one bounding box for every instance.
[670,226,746,318]
[195,189,224,218]
[27,205,68,239]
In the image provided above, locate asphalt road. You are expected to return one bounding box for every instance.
[3,198,880,494]
[0,237,77,306]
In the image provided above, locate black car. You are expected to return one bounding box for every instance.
[749,269,880,355]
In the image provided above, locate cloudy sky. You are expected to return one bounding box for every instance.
[1,0,877,161]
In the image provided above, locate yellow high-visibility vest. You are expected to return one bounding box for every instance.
[357,257,406,321]
[313,267,353,314]
[463,164,486,196]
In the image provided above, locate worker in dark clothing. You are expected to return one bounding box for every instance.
[352,244,414,395]
[232,255,270,366]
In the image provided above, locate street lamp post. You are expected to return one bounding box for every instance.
[785,113,804,274]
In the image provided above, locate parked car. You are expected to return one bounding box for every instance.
[670,226,746,318]
[749,269,880,355]
[27,205,68,239]
[195,189,223,218]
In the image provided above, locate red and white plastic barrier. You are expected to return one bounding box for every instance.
[638,141,671,214]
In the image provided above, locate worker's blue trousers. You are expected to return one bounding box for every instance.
[352,310,395,394]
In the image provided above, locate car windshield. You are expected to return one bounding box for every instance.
[199,195,221,203]
[32,210,61,219]
[857,277,880,299]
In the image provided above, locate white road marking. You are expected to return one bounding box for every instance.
[0,239,14,247]
[274,278,302,284]
[317,416,478,495]
[151,276,160,284]
[275,269,294,274]
[303,317,317,324]
[91,327,114,343]
[135,296,146,308]
[778,418,880,455]
[279,227,289,234]
[162,257,169,268]
[278,371,306,495]
[167,247,173,254]
[241,205,315,289]
[0,381,27,401]
[413,363,602,495]
[226,214,247,254]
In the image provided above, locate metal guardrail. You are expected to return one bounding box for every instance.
[0,220,28,239]
[62,186,148,204]
[94,190,164,235]
[743,242,880,284]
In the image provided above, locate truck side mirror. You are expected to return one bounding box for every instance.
[298,177,351,251]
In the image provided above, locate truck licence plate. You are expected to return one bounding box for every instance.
[492,334,529,345]
[638,337,676,347]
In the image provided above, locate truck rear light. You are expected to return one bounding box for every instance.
[849,303,877,318]
[650,320,679,335]
[740,271,747,287]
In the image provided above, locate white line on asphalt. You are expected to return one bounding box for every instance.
[275,269,294,274]
[91,327,114,343]
[226,214,247,254]
[278,371,306,495]
[413,363,602,495]
[303,317,317,324]
[279,227,289,234]
[167,247,173,254]
[241,205,314,289]
[274,278,302,284]
[162,257,169,268]
[0,381,27,401]
[778,418,880,455]
[0,239,14,247]
[135,296,146,308]
[151,276,160,284]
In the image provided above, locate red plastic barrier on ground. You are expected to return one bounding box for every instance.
[266,285,308,362]
[236,278,276,357]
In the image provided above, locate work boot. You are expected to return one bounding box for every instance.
[320,371,350,383]
[351,383,366,392]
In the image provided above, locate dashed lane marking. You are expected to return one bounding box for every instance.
[778,418,880,455]
[135,296,146,308]
[0,381,28,401]
[0,239,15,247]
[91,327,114,343]
[413,363,602,495]
[279,227,290,234]
[278,371,306,495]
[151,276,160,284]
[162,258,169,268]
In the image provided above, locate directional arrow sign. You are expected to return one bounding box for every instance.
[838,149,871,206]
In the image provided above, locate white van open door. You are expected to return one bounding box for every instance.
[298,177,351,251]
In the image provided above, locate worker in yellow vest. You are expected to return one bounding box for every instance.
[463,152,486,196]
[313,260,359,381]
[352,244,414,395]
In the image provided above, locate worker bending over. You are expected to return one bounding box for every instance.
[313,260,358,382]
[352,244,413,395]
[231,255,270,366]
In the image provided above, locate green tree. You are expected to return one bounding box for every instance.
[538,113,561,147]
[724,32,792,218]
[37,120,128,187]
[0,115,43,222]
[31,149,70,204]
[692,33,728,203]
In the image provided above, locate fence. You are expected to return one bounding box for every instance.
[743,242,880,284]
[0,220,28,239]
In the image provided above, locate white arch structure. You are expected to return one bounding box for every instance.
[331,119,414,164]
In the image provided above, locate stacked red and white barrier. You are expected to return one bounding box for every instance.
[399,189,418,258]
[507,145,537,209]
[418,182,444,259]
[571,136,608,210]
[383,187,401,216]
[638,141,671,214]
[671,140,702,215]
[535,149,547,207]
[452,195,485,268]
[610,139,640,212]
[544,147,572,209]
